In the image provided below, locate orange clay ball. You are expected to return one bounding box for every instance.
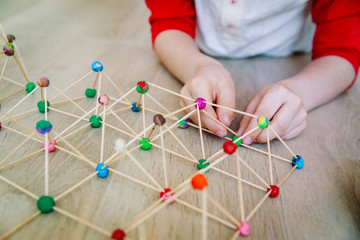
[191,174,208,190]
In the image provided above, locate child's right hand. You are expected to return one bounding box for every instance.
[180,61,236,138]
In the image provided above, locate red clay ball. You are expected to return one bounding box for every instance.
[223,140,237,155]
[112,228,126,240]
[191,174,208,190]
[267,185,280,198]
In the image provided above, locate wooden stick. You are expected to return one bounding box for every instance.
[13,55,30,83]
[269,125,297,158]
[207,102,258,119]
[202,188,208,240]
[12,41,31,82]
[236,152,245,221]
[51,84,89,117]
[0,174,38,199]
[196,107,206,159]
[146,93,172,115]
[2,76,25,88]
[151,142,195,163]
[108,108,137,136]
[277,165,297,187]
[54,207,111,237]
[0,24,8,43]
[142,94,146,138]
[146,124,156,141]
[0,56,8,84]
[0,211,41,240]
[245,190,272,221]
[44,87,49,195]
[103,144,139,166]
[1,125,42,143]
[266,128,273,185]
[2,108,37,123]
[102,71,131,104]
[241,144,292,163]
[0,88,25,103]
[95,72,102,116]
[164,102,197,118]
[0,131,36,166]
[55,122,91,142]
[101,121,135,139]
[147,82,194,101]
[175,198,237,230]
[207,194,239,225]
[159,126,168,188]
[202,110,237,136]
[0,149,43,171]
[0,50,4,54]
[236,154,270,189]
[56,145,96,168]
[230,231,239,240]
[126,151,163,191]
[51,71,92,101]
[100,106,106,163]
[109,168,160,192]
[52,96,85,105]
[93,71,99,89]
[137,94,142,107]
[55,172,98,201]
[48,107,88,122]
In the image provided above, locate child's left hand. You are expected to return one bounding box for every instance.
[236,83,308,145]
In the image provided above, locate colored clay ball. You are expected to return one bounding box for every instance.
[37,77,50,87]
[96,163,109,178]
[267,185,280,198]
[291,155,304,169]
[131,102,142,112]
[37,196,55,213]
[98,94,110,106]
[257,116,269,129]
[153,114,166,126]
[3,43,14,56]
[139,138,152,150]
[36,120,52,134]
[25,82,36,94]
[136,81,149,94]
[177,117,188,129]
[197,159,209,170]
[160,188,175,203]
[37,100,50,113]
[223,140,237,155]
[85,88,97,98]
[42,139,57,152]
[113,138,126,153]
[237,221,251,236]
[232,136,242,147]
[89,115,102,128]
[112,229,126,240]
[195,97,206,110]
[6,34,15,43]
[92,61,103,72]
[191,174,208,190]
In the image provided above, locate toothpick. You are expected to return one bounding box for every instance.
[0,211,41,240]
[0,149,43,171]
[0,174,38,199]
[202,110,237,136]
[2,76,26,88]
[1,108,37,123]
[12,41,31,82]
[100,105,106,163]
[48,107,88,122]
[142,94,146,138]
[0,89,26,103]
[245,190,272,221]
[160,126,168,188]
[93,71,99,89]
[1,125,42,143]
[236,152,245,221]
[54,207,111,237]
[95,72,102,116]
[269,125,297,158]
[266,128,273,185]
[108,108,137,136]
[51,71,92,101]
[202,187,208,240]
[146,124,156,141]
[164,102,197,118]
[207,194,238,225]
[207,102,258,119]
[0,56,8,84]
[147,82,194,102]
[102,71,131,104]
[56,145,96,168]
[13,55,30,83]
[241,144,292,163]
[44,87,49,195]
[277,165,297,187]
[52,96,85,105]
[196,107,206,160]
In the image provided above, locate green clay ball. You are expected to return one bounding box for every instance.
[25,82,36,93]
[139,138,152,150]
[197,159,209,170]
[37,100,50,113]
[37,196,55,213]
[232,136,242,147]
[85,88,97,98]
[257,116,269,129]
[89,115,102,128]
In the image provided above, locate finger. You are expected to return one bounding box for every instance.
[255,100,302,143]
[236,93,262,136]
[282,121,307,140]
[280,109,307,139]
[215,80,235,127]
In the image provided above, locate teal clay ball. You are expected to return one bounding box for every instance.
[37,196,55,213]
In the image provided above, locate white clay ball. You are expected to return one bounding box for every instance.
[113,138,126,152]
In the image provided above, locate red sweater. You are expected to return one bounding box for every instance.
[145,0,360,88]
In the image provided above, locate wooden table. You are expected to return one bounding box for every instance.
[0,0,359,239]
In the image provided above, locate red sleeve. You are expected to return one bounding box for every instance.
[145,0,196,43]
[311,0,360,89]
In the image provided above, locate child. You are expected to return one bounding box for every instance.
[145,0,360,145]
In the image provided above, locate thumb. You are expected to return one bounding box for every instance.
[216,81,235,127]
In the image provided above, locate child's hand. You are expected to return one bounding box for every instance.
[237,83,307,144]
[180,62,236,137]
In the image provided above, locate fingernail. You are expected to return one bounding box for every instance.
[222,116,231,126]
[216,131,225,138]
[243,136,252,145]
[237,128,244,136]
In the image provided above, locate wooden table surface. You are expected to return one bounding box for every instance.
[0,0,359,239]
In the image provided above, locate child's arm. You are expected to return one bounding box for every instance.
[154,30,236,137]
[237,56,355,144]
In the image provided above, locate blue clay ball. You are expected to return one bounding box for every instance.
[96,163,109,178]
[292,155,304,169]
[92,61,103,72]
